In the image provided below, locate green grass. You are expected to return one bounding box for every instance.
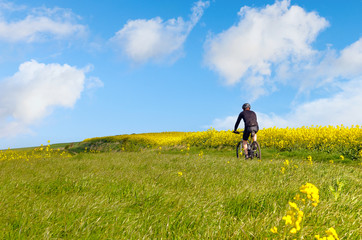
[0,148,361,239]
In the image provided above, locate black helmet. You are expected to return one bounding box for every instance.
[242,103,251,110]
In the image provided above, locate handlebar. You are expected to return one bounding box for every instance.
[234,130,257,137]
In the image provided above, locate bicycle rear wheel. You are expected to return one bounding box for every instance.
[236,141,243,158]
[251,141,261,160]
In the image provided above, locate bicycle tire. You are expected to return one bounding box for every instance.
[236,141,243,158]
[251,141,261,160]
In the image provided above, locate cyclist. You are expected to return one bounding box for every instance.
[233,103,259,159]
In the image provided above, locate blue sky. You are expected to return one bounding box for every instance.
[1,0,362,148]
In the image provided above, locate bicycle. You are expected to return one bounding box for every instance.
[233,131,261,160]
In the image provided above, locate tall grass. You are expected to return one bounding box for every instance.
[0,149,361,239]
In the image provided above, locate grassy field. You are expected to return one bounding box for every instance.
[0,146,361,239]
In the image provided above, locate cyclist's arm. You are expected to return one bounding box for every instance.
[234,112,243,132]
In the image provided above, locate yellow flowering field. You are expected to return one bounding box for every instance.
[83,125,362,159]
[0,142,72,162]
[84,132,188,146]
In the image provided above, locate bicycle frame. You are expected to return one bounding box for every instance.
[234,131,261,160]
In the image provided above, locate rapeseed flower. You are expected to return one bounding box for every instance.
[307,155,313,165]
[294,194,301,201]
[300,183,320,207]
[325,227,339,240]
[315,227,339,240]
[270,226,278,233]
[281,202,304,234]
[0,142,71,162]
[282,214,293,225]
[289,201,299,211]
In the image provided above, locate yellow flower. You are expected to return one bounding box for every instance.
[307,155,313,165]
[298,210,304,218]
[282,215,292,225]
[325,227,339,240]
[294,194,300,201]
[316,227,339,240]
[300,182,320,206]
[178,171,183,176]
[288,201,299,211]
[270,226,278,233]
[339,155,344,161]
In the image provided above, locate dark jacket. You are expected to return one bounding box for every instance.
[234,110,258,131]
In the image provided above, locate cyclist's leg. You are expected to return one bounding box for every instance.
[251,126,259,142]
[243,140,248,155]
[253,133,257,142]
[243,129,250,156]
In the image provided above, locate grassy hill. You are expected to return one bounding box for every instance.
[1,129,361,239]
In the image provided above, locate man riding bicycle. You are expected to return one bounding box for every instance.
[233,103,259,159]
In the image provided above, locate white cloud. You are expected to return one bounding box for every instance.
[205,0,362,128]
[111,0,209,63]
[209,37,362,129]
[210,76,362,130]
[208,116,237,130]
[204,0,328,97]
[321,38,362,79]
[0,3,86,42]
[86,76,104,89]
[209,111,288,130]
[283,77,362,127]
[0,60,101,138]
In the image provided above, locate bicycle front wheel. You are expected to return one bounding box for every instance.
[236,141,243,158]
[251,141,261,160]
